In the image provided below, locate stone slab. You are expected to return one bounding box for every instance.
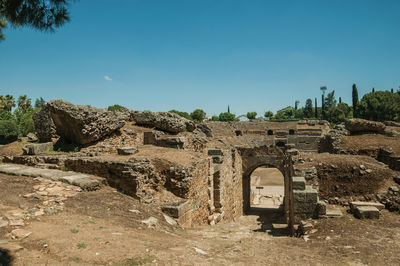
[349,201,385,213]
[0,163,101,190]
[354,206,380,219]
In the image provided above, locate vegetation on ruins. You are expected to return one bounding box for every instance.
[0,0,72,41]
[108,104,128,112]
[169,110,192,120]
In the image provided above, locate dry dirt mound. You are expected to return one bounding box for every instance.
[297,153,397,200]
[340,134,400,154]
[0,141,24,156]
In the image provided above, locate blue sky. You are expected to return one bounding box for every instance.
[1,0,400,116]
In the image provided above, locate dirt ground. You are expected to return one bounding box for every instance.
[297,153,398,200]
[1,173,400,265]
[340,134,400,154]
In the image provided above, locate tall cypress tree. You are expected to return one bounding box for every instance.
[227,105,230,113]
[352,84,359,118]
[339,97,342,104]
[372,88,375,93]
[314,98,318,118]
[321,94,325,120]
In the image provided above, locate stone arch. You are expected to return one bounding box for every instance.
[238,146,290,213]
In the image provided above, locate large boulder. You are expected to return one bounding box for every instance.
[132,111,195,133]
[46,100,130,145]
[345,119,386,134]
[32,104,57,142]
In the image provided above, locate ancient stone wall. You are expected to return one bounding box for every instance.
[206,120,329,152]
[209,148,243,223]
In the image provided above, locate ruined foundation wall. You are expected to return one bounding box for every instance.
[216,149,243,221]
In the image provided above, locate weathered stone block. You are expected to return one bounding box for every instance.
[292,176,306,190]
[349,201,385,213]
[354,206,380,219]
[316,201,326,215]
[22,142,53,155]
[208,149,224,156]
[294,202,317,214]
[117,146,138,155]
[161,200,190,218]
[293,187,318,203]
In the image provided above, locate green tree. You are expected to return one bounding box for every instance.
[274,107,295,120]
[314,98,318,118]
[169,110,192,120]
[34,97,45,108]
[210,115,219,121]
[0,95,15,111]
[17,95,31,111]
[190,109,206,122]
[218,112,236,121]
[264,111,273,119]
[0,0,72,41]
[246,111,257,120]
[303,98,313,118]
[352,83,359,118]
[0,119,18,144]
[358,90,400,121]
[13,106,35,136]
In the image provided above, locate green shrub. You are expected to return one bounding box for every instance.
[169,110,192,120]
[107,104,128,112]
[0,119,18,144]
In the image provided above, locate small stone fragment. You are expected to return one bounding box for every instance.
[11,229,32,239]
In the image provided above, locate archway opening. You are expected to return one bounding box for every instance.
[276,141,285,147]
[249,167,285,211]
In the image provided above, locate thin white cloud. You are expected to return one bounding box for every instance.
[104,75,112,81]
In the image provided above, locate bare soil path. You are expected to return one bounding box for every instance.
[1,173,400,265]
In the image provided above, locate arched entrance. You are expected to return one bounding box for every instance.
[250,166,285,210]
[238,145,295,233]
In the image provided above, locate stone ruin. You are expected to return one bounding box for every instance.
[1,99,365,229]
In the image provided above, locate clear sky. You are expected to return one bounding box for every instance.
[1,0,400,116]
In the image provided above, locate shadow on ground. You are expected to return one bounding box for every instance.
[247,207,289,236]
[0,248,14,266]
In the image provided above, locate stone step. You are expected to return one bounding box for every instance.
[354,206,380,219]
[349,201,385,213]
[0,163,103,190]
[292,176,306,190]
[320,206,343,218]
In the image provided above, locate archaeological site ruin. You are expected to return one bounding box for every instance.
[1,99,400,264]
